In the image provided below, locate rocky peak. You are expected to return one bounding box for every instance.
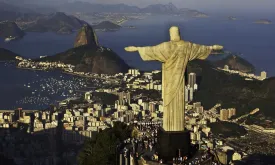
[74,24,99,48]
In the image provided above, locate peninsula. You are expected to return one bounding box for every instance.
[24,12,85,34]
[23,24,129,74]
[0,48,21,61]
[213,54,255,73]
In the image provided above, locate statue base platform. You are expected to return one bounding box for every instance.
[156,128,191,161]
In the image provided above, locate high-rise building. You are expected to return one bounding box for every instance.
[188,73,196,88]
[260,71,267,80]
[196,106,204,113]
[194,84,198,91]
[15,108,23,120]
[189,87,194,101]
[217,150,228,165]
[196,132,201,141]
[142,102,149,111]
[184,86,189,102]
[118,91,131,104]
[224,65,229,70]
[128,69,140,76]
[85,92,92,100]
[193,102,201,108]
[220,109,229,121]
[228,108,236,119]
[149,102,156,113]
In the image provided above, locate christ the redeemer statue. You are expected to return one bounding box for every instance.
[125,26,223,132]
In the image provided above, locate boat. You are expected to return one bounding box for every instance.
[4,36,16,42]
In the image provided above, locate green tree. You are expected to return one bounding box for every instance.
[78,122,132,165]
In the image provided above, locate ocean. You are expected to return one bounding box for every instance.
[0,14,275,109]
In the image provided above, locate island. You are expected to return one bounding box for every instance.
[93,21,121,31]
[179,8,209,18]
[254,19,272,24]
[0,21,25,41]
[228,16,237,20]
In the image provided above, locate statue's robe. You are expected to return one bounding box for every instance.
[138,40,212,131]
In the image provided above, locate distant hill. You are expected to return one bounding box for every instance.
[93,21,121,30]
[153,60,275,119]
[56,2,140,13]
[24,12,85,34]
[0,1,208,18]
[0,1,57,14]
[0,2,34,13]
[0,48,20,61]
[36,24,129,74]
[0,2,41,21]
[55,2,207,16]
[141,2,178,14]
[0,21,25,39]
[213,55,255,73]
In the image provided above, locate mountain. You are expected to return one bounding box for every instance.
[0,2,41,21]
[36,45,129,74]
[36,24,129,74]
[213,55,255,73]
[0,2,34,13]
[141,2,178,13]
[0,48,21,61]
[93,21,121,30]
[0,21,25,39]
[24,12,85,34]
[55,2,207,16]
[74,24,99,48]
[56,2,140,13]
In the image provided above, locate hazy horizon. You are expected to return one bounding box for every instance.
[2,0,275,14]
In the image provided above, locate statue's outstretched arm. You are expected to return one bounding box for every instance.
[125,43,169,62]
[189,43,223,61]
[125,46,139,52]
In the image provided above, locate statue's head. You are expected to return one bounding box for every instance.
[169,26,181,41]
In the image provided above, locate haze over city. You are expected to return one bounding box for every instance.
[2,0,275,11]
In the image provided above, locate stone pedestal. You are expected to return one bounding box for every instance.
[156,128,191,161]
